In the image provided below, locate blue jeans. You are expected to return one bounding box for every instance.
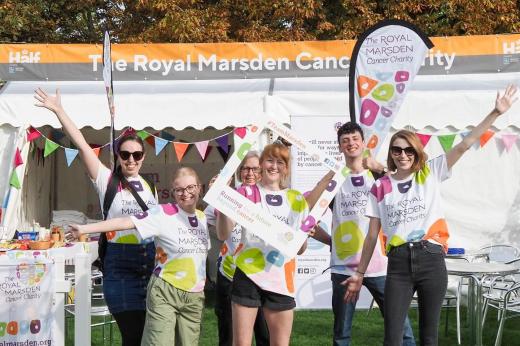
[384,241,447,346]
[332,273,416,346]
[103,242,155,314]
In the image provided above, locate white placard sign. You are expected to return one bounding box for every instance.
[204,114,349,258]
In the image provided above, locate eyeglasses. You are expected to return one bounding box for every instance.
[173,184,200,196]
[390,146,416,157]
[240,166,261,174]
[119,150,144,161]
[264,158,286,168]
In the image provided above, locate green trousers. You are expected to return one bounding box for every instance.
[141,275,205,346]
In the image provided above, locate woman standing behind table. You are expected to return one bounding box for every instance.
[205,151,269,346]
[70,167,210,345]
[34,89,157,345]
[217,143,310,346]
[345,85,518,345]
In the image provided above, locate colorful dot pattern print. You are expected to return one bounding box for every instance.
[131,203,210,292]
[233,185,309,297]
[356,71,410,153]
[330,170,387,277]
[366,155,452,253]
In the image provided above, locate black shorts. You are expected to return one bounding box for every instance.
[231,267,296,311]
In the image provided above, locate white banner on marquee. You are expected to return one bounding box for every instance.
[0,257,55,344]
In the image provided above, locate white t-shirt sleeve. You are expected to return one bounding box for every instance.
[204,205,216,226]
[365,182,381,219]
[130,205,164,239]
[429,155,451,182]
[93,163,112,203]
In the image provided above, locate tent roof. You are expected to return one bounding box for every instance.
[1,72,520,130]
[0,79,270,130]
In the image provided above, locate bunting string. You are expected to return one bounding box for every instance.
[24,126,245,165]
[414,130,518,153]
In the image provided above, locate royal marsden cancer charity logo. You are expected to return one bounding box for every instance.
[0,263,47,303]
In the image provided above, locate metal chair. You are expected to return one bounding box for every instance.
[481,259,520,346]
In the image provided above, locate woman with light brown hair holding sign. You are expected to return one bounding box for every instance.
[216,142,310,346]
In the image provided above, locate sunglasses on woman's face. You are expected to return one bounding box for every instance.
[119,150,144,161]
[390,146,416,157]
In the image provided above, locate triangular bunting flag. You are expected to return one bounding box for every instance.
[92,147,101,157]
[501,134,518,153]
[415,133,432,148]
[195,141,210,160]
[459,131,479,150]
[50,129,66,143]
[43,138,60,157]
[13,148,23,167]
[122,128,136,136]
[27,127,41,142]
[174,142,190,162]
[161,130,175,142]
[155,137,168,156]
[136,130,149,140]
[9,170,20,189]
[2,189,10,208]
[202,146,213,162]
[145,133,157,148]
[217,145,232,162]
[480,130,495,148]
[215,135,229,154]
[65,148,79,167]
[438,134,456,153]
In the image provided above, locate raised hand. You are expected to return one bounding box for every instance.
[495,84,518,115]
[34,88,63,113]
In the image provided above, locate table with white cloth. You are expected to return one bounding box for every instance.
[445,261,519,346]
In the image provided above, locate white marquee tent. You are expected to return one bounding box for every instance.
[1,72,520,251]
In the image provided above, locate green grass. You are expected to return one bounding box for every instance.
[68,289,520,345]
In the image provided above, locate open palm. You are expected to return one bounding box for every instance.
[34,88,62,113]
[495,84,518,115]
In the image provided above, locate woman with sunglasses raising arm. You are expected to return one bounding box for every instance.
[344,85,518,346]
[69,167,209,345]
[34,88,157,346]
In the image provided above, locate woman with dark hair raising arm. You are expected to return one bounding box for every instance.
[345,85,517,345]
[34,88,157,346]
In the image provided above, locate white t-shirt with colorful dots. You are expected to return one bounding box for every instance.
[366,155,451,253]
[235,184,309,297]
[205,204,242,282]
[331,170,387,277]
[131,204,210,293]
[93,164,157,244]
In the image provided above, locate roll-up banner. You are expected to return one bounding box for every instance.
[1,34,519,80]
[348,20,434,155]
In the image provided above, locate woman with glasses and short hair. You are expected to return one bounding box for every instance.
[206,151,270,346]
[345,85,518,345]
[34,88,157,346]
[216,143,310,346]
[69,167,209,345]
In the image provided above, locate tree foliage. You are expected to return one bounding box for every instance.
[0,0,519,43]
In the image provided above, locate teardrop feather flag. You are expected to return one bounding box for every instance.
[349,20,433,155]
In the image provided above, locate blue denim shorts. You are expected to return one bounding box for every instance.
[103,242,155,314]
